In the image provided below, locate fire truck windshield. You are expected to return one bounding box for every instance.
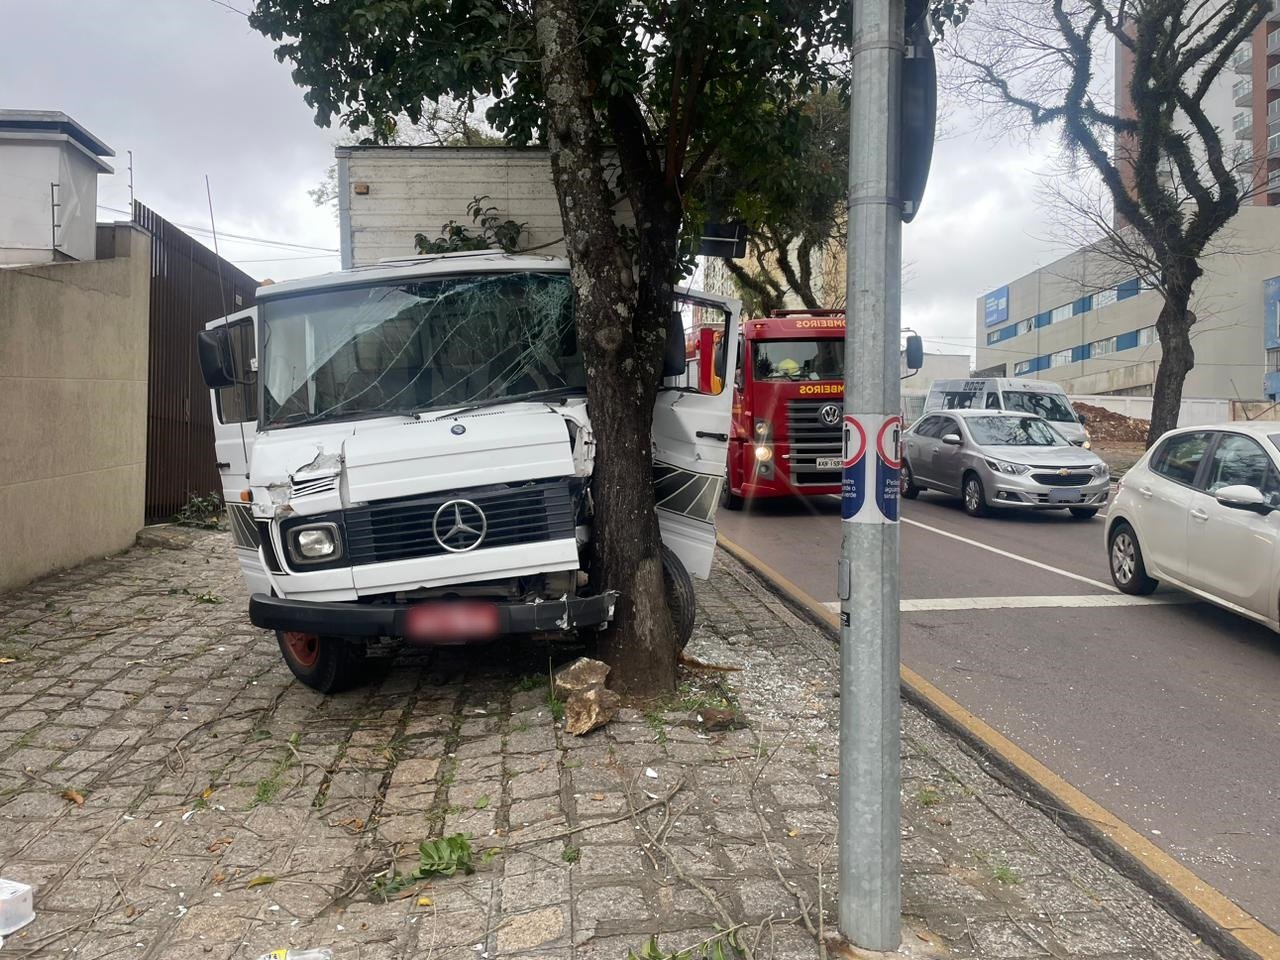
[752,339,843,382]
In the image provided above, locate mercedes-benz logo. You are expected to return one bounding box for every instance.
[432,499,487,553]
[819,403,841,426]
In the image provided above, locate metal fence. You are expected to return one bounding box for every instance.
[133,201,258,521]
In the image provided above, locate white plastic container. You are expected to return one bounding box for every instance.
[0,878,34,936]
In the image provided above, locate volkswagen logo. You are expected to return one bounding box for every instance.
[819,403,841,426]
[432,499,487,553]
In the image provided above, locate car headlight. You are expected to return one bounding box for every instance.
[1091,463,1109,478]
[985,458,1030,476]
[288,523,342,563]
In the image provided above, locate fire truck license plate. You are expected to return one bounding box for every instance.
[816,457,842,469]
[406,602,500,641]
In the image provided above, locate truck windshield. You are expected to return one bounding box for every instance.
[260,272,583,427]
[753,340,842,381]
[969,416,1063,446]
[1002,390,1077,423]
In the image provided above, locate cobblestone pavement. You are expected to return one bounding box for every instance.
[0,529,1218,960]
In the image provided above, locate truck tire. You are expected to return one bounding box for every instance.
[720,467,744,511]
[662,546,697,652]
[276,631,373,694]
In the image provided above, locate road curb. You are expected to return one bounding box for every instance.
[716,532,1280,960]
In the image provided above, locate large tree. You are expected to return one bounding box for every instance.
[250,0,965,694]
[953,0,1267,445]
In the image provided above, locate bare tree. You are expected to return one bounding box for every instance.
[954,0,1267,444]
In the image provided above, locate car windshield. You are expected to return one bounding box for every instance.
[968,416,1064,446]
[1001,390,1077,422]
[260,272,584,427]
[753,340,843,381]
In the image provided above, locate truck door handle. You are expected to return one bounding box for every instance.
[1138,486,1153,499]
[696,431,729,442]
[1190,508,1209,521]
[215,461,232,470]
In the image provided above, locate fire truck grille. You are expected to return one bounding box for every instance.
[786,400,843,486]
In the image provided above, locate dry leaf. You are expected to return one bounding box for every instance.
[786,829,798,837]
[200,787,215,800]
[124,905,137,918]
[207,836,234,854]
[246,875,276,888]
[592,793,605,801]
[61,789,85,806]
[0,657,15,665]
[417,896,433,907]
[211,872,227,885]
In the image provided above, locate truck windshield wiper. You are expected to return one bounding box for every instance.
[435,386,587,420]
[270,407,425,428]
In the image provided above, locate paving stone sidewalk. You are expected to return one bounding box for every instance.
[0,529,1217,960]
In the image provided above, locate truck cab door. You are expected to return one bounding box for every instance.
[651,292,741,579]
[205,310,270,594]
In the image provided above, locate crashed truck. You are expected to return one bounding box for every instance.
[197,252,740,692]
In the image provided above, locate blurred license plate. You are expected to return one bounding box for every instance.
[816,457,841,469]
[406,602,499,641]
[1049,489,1080,504]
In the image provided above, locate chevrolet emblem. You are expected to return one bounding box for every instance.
[1058,468,1070,477]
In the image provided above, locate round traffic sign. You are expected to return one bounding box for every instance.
[842,415,867,469]
[876,416,902,470]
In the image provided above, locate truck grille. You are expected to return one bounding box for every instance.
[786,399,843,485]
[344,479,574,566]
[1031,473,1092,487]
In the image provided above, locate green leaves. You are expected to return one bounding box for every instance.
[372,833,478,897]
[625,926,746,960]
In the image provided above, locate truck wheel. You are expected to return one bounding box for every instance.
[276,631,372,694]
[720,467,744,511]
[661,546,697,652]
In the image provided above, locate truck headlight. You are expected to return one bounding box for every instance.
[755,444,773,462]
[985,458,1029,476]
[753,418,772,441]
[288,523,342,563]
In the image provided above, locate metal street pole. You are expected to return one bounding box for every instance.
[838,0,904,950]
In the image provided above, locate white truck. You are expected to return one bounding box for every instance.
[198,252,739,691]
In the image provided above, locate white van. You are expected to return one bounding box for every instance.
[923,378,1090,447]
[198,252,739,692]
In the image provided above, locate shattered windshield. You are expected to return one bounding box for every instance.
[260,272,583,428]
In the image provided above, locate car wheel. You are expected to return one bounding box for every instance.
[1108,522,1158,595]
[901,461,922,500]
[661,545,696,651]
[276,631,373,693]
[1068,507,1099,520]
[962,472,988,517]
[720,465,744,511]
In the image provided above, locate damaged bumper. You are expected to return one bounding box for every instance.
[248,591,619,640]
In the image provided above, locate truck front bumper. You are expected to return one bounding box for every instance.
[249,591,619,639]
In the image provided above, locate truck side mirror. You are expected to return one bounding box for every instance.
[662,311,686,379]
[197,329,235,389]
[904,334,924,371]
[697,327,724,394]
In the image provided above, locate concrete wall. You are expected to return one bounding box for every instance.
[0,223,150,593]
[339,146,571,267]
[975,206,1280,399]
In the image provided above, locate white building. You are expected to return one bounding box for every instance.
[974,206,1280,401]
[0,110,114,265]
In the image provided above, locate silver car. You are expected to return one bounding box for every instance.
[902,410,1110,519]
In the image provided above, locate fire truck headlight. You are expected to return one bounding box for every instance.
[753,419,771,440]
[754,444,773,463]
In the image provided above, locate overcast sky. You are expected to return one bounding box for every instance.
[4,0,1071,355]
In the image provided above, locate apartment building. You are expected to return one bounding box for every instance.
[973,207,1280,400]
[1115,2,1280,205]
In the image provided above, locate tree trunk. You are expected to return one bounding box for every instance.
[533,0,677,697]
[1146,289,1197,447]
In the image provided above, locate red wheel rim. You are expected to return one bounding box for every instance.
[282,631,320,667]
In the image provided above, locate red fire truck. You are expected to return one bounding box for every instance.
[700,309,921,510]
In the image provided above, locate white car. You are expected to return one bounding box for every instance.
[1107,423,1280,629]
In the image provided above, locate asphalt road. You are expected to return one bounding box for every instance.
[716,488,1280,932]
